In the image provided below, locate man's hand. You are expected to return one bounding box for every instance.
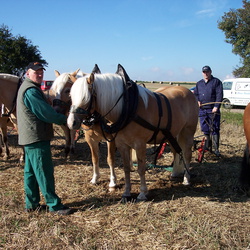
[212,107,218,113]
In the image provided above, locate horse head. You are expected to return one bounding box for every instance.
[49,69,80,114]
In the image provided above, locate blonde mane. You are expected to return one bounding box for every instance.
[70,73,152,119]
[50,73,71,95]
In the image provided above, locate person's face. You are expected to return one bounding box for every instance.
[202,70,212,81]
[26,68,44,84]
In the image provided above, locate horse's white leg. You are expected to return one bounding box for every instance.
[171,148,184,178]
[181,132,194,185]
[106,141,117,189]
[85,132,100,185]
[136,145,148,201]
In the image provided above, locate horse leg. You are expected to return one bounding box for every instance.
[0,118,10,160]
[60,125,71,157]
[119,142,148,201]
[85,131,100,185]
[172,127,195,185]
[135,144,148,201]
[106,140,117,189]
[240,143,250,189]
[171,146,185,179]
[118,143,133,200]
[70,129,76,154]
[0,130,3,156]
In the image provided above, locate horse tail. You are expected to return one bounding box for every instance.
[240,143,250,189]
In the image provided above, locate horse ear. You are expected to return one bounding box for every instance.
[87,73,94,85]
[72,68,80,77]
[92,64,101,74]
[54,70,60,77]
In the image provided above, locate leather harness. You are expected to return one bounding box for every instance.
[99,64,182,157]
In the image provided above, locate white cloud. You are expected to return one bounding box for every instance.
[141,56,153,61]
[151,67,161,72]
[181,67,195,76]
[196,8,216,17]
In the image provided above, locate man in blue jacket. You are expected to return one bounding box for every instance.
[194,66,223,157]
[17,62,73,215]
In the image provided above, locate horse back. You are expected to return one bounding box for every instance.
[155,85,199,126]
[122,85,198,145]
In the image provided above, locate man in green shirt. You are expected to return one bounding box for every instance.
[17,62,73,215]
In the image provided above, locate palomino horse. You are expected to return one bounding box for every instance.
[49,69,81,156]
[0,104,15,159]
[0,72,78,161]
[0,74,20,159]
[49,67,117,188]
[67,64,199,201]
[240,103,250,190]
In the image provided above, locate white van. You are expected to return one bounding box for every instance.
[222,78,250,108]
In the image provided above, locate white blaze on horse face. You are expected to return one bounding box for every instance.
[67,112,81,130]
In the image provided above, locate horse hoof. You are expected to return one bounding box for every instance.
[109,186,116,192]
[136,193,148,202]
[182,181,190,186]
[64,148,70,157]
[136,198,147,203]
[121,195,132,203]
[170,174,184,181]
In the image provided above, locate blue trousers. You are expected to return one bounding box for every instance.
[24,141,65,211]
[199,109,221,136]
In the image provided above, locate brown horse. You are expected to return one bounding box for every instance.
[0,104,16,159]
[240,103,250,190]
[67,64,199,201]
[0,74,20,160]
[0,72,79,161]
[49,69,117,188]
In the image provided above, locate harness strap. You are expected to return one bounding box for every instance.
[100,64,139,135]
[133,93,182,155]
[147,93,163,143]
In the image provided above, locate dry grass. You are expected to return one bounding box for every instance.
[1,111,250,249]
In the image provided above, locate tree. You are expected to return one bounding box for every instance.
[218,0,250,77]
[0,24,47,76]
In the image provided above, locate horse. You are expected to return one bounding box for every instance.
[240,103,250,190]
[48,69,81,156]
[48,67,117,189]
[0,74,20,160]
[0,71,79,161]
[0,104,16,159]
[67,64,199,201]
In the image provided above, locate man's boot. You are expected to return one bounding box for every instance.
[212,134,221,157]
[204,135,211,151]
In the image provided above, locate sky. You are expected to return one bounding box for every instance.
[0,0,244,82]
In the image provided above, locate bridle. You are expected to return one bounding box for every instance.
[52,74,75,113]
[69,93,94,119]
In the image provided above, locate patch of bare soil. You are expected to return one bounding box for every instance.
[0,121,250,249]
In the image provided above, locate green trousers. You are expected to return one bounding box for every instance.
[24,141,64,211]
